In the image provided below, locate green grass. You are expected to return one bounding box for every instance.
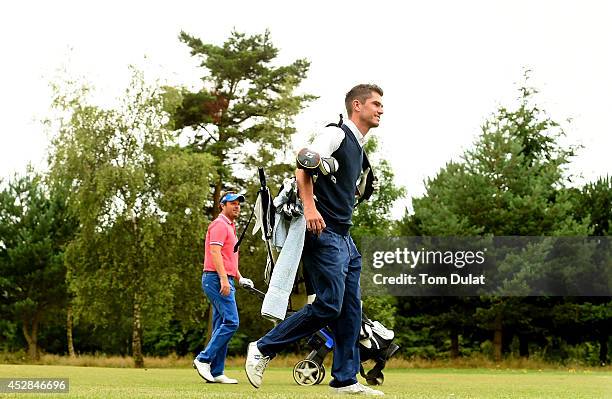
[0,364,610,398]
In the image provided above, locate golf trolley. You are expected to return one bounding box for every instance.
[292,313,400,386]
[245,285,399,387]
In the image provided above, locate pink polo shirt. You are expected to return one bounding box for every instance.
[203,214,239,277]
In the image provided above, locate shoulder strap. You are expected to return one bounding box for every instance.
[326,114,343,128]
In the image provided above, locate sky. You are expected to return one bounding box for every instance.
[1,0,611,217]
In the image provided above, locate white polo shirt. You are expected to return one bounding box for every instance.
[308,119,366,158]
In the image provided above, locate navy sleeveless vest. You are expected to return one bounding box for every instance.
[313,124,363,235]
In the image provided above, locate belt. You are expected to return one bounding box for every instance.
[203,271,235,278]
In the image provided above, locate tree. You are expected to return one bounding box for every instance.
[0,170,76,359]
[174,30,316,344]
[49,69,217,367]
[401,72,590,360]
[174,30,316,216]
[555,176,612,365]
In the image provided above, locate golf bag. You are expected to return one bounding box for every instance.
[358,314,400,385]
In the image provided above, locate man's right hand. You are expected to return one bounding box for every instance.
[219,276,231,296]
[304,206,326,235]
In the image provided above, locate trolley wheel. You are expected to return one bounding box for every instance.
[315,364,326,384]
[293,359,322,386]
[366,373,384,386]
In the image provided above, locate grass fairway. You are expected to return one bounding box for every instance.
[0,364,610,398]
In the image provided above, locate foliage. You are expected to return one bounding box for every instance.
[0,170,76,358]
[570,175,611,236]
[173,30,316,214]
[48,68,216,366]
[410,81,587,236]
[395,72,597,361]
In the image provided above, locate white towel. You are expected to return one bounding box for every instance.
[261,214,306,322]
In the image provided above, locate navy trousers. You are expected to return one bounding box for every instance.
[257,228,362,387]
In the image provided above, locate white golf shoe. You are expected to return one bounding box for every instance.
[245,341,270,388]
[192,358,214,382]
[212,375,238,384]
[330,382,384,395]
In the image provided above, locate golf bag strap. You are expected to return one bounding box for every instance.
[326,114,343,128]
[235,167,272,253]
[355,151,376,207]
[234,192,258,253]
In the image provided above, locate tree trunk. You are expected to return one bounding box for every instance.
[129,211,144,368]
[66,303,76,358]
[450,331,460,359]
[132,292,144,368]
[502,330,512,355]
[22,313,40,360]
[493,313,503,362]
[599,334,609,366]
[519,334,529,358]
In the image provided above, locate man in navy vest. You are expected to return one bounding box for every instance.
[245,84,385,396]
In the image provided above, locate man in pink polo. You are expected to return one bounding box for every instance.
[193,192,254,384]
